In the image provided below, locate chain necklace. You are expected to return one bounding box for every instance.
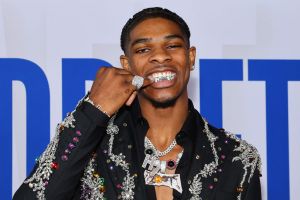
[143,136,183,193]
[145,136,177,157]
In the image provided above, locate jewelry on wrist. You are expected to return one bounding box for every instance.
[84,96,111,118]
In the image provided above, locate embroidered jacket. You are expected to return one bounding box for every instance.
[13,98,262,200]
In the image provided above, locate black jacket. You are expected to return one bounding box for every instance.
[13,98,261,200]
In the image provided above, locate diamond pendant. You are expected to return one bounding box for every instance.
[144,170,183,193]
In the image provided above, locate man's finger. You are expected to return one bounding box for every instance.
[141,77,153,88]
[116,68,132,75]
[126,91,137,106]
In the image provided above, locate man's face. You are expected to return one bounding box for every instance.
[121,17,196,106]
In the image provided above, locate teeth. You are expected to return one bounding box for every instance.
[149,72,176,83]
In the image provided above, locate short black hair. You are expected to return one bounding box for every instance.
[120,7,191,53]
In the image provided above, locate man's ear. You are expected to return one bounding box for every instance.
[188,47,196,71]
[120,55,130,71]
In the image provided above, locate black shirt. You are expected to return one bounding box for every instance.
[13,98,261,200]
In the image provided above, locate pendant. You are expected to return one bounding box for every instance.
[142,148,183,193]
[142,154,161,176]
[144,170,183,193]
[166,159,176,170]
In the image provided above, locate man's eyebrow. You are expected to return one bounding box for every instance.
[165,34,185,41]
[130,34,185,48]
[131,38,152,47]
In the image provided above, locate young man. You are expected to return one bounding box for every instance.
[13,7,261,200]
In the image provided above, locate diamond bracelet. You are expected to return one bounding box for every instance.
[84,96,111,118]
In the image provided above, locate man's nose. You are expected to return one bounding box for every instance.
[149,48,171,64]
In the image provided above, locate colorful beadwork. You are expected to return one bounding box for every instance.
[23,96,86,200]
[50,162,59,170]
[80,155,105,199]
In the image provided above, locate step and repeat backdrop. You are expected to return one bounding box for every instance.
[1,1,300,199]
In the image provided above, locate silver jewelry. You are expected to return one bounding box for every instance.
[131,75,144,90]
[145,137,177,157]
[143,137,183,193]
[176,150,184,163]
[84,95,111,118]
[144,170,183,193]
[160,161,167,173]
[161,149,183,173]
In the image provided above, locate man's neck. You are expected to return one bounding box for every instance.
[138,93,189,148]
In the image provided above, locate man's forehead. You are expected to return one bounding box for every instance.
[131,17,181,32]
[128,18,185,42]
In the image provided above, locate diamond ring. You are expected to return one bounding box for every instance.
[131,75,144,90]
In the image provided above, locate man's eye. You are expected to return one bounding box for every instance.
[135,48,150,54]
[167,44,182,49]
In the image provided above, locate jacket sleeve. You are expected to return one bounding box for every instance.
[13,100,110,200]
[243,168,262,200]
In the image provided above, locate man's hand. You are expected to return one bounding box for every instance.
[89,67,152,116]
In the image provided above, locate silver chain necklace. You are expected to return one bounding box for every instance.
[143,136,183,193]
[145,136,177,157]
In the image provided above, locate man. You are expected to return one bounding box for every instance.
[13,7,261,200]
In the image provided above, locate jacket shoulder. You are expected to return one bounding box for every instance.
[208,124,262,176]
[224,131,262,176]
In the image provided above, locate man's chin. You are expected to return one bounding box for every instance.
[150,98,177,108]
[141,93,178,108]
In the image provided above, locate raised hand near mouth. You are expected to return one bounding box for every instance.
[88,67,153,117]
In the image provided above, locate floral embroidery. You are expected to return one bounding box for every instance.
[106,115,136,200]
[24,124,62,200]
[23,96,86,199]
[227,133,262,200]
[189,117,219,200]
[61,112,75,129]
[80,155,105,200]
[189,120,261,200]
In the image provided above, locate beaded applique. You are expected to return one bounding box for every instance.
[189,117,219,200]
[24,124,61,200]
[61,112,76,129]
[106,115,136,200]
[226,133,262,200]
[80,154,105,200]
[188,117,261,200]
[24,97,85,200]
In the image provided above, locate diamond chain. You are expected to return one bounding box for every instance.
[145,136,177,157]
